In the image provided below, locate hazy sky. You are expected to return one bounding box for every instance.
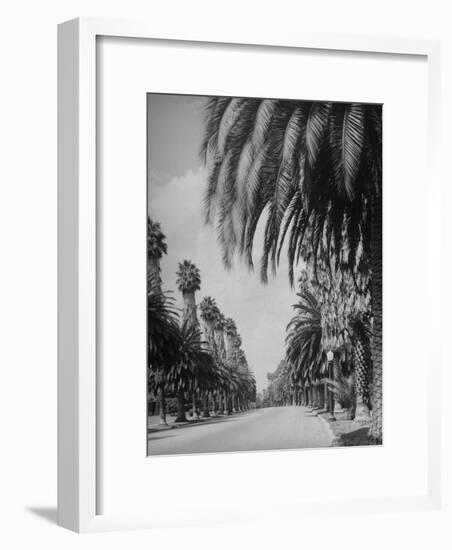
[147,93,297,391]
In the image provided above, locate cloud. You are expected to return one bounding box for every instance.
[147,167,172,188]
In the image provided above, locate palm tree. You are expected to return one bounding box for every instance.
[147,218,168,294]
[176,260,202,416]
[147,288,181,424]
[224,317,237,361]
[285,290,326,403]
[223,321,256,411]
[201,98,382,442]
[199,296,220,415]
[167,320,215,422]
[325,372,356,417]
[213,310,228,413]
[148,290,181,366]
[176,260,201,327]
[199,296,219,351]
[147,218,170,422]
[223,317,238,410]
[213,358,232,414]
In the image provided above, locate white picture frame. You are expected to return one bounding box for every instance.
[58,17,443,533]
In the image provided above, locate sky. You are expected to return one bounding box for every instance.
[147,93,297,392]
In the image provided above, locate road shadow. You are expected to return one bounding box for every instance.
[26,506,57,525]
[149,414,245,434]
[148,432,175,441]
[337,427,372,446]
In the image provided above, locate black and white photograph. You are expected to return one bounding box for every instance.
[147,93,382,456]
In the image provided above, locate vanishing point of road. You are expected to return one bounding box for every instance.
[148,406,332,456]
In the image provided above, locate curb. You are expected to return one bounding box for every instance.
[317,413,341,446]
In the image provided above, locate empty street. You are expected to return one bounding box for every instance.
[148,406,332,456]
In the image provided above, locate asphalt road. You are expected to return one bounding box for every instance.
[147,406,332,456]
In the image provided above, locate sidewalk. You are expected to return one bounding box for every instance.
[316,409,372,446]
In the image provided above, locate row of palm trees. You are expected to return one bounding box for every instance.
[263,263,372,424]
[148,219,256,425]
[201,97,382,442]
[263,360,294,407]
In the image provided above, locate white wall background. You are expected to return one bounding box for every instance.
[0,0,451,548]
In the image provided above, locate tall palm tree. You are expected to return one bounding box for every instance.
[213,310,226,362]
[224,318,241,411]
[147,218,168,294]
[148,290,181,366]
[147,288,181,424]
[199,296,221,415]
[224,318,239,411]
[176,260,201,327]
[224,317,237,361]
[306,258,367,415]
[199,296,219,352]
[147,218,170,422]
[213,358,232,414]
[176,260,202,416]
[213,310,228,413]
[201,98,382,442]
[224,319,256,411]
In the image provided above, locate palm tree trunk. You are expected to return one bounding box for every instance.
[148,257,162,293]
[192,391,198,419]
[159,386,167,424]
[227,395,233,415]
[354,337,371,422]
[319,383,325,409]
[327,361,336,420]
[202,392,210,417]
[333,351,345,414]
[175,388,187,422]
[182,290,198,327]
[369,192,383,443]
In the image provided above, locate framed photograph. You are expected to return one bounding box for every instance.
[58,17,442,532]
[146,91,381,457]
